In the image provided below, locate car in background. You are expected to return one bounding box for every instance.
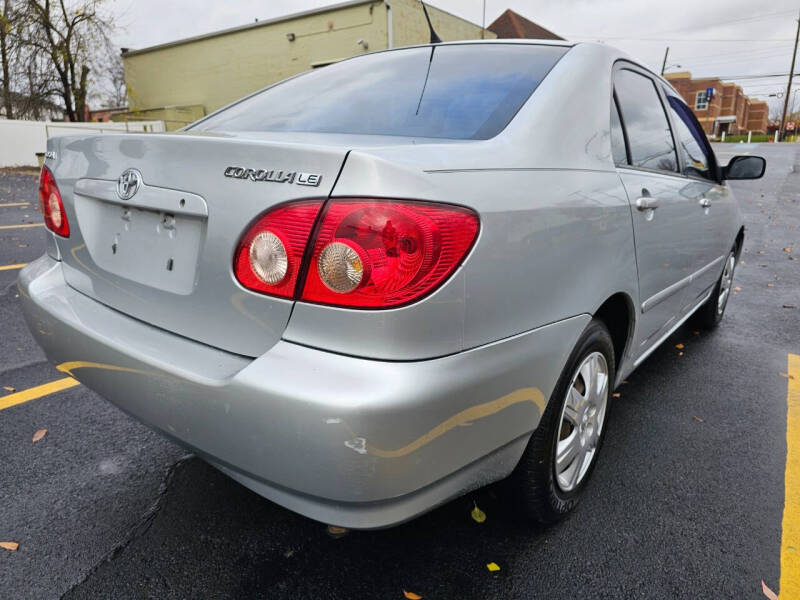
[20,40,765,528]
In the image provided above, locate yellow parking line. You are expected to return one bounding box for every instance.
[0,223,43,230]
[0,263,27,271]
[0,202,30,207]
[781,353,800,597]
[0,377,79,411]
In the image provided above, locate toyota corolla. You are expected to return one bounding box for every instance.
[19,40,765,528]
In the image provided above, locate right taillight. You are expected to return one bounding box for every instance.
[39,166,69,237]
[233,199,479,308]
[302,200,479,308]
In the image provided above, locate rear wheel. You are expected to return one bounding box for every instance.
[693,248,736,330]
[512,319,615,525]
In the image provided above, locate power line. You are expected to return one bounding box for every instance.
[676,46,794,59]
[646,9,796,36]
[569,35,795,43]
[738,83,800,90]
[670,57,789,72]
[704,73,800,80]
[672,54,788,69]
[662,47,795,78]
[667,72,800,80]
[671,47,792,63]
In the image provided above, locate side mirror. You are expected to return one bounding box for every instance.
[723,155,766,180]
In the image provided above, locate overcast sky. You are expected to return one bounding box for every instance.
[110,0,800,115]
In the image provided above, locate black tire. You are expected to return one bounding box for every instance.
[511,319,616,525]
[692,248,736,330]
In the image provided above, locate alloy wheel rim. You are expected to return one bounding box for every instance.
[555,351,609,493]
[717,254,735,315]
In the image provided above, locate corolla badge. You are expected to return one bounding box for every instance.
[117,169,143,200]
[224,166,322,187]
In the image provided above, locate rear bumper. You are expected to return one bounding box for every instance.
[19,255,589,528]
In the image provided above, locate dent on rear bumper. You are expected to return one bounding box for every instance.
[19,255,590,528]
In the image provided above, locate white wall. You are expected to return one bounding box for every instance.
[0,119,166,167]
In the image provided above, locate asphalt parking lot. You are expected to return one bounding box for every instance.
[1,143,798,599]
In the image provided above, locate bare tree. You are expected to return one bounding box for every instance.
[0,0,22,119]
[97,51,127,108]
[26,0,114,121]
[768,99,784,123]
[18,43,62,118]
[0,0,63,120]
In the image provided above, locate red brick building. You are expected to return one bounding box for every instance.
[488,9,563,40]
[88,106,128,123]
[665,72,768,136]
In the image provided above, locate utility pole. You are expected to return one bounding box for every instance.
[780,10,800,141]
[660,46,669,76]
[481,0,486,39]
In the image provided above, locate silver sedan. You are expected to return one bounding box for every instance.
[20,40,765,529]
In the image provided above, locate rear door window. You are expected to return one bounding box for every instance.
[191,44,568,140]
[665,95,715,180]
[614,69,678,173]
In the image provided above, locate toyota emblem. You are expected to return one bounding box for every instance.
[117,169,142,200]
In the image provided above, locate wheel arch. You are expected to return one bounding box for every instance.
[593,292,636,374]
[734,226,745,260]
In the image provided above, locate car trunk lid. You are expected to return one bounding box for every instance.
[47,132,347,357]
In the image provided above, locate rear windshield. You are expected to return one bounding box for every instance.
[190,44,568,140]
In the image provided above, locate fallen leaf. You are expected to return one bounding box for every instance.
[693,416,704,423]
[784,304,797,309]
[32,429,47,443]
[780,372,796,380]
[675,344,684,349]
[758,250,765,255]
[761,579,779,600]
[326,525,348,538]
[486,562,501,572]
[0,542,19,551]
[471,502,486,524]
[403,591,423,600]
[783,247,793,253]
[734,286,742,292]
[612,392,621,398]
[3,386,15,392]
[17,244,27,248]
[767,283,774,288]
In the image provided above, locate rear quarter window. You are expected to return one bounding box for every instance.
[191,44,569,140]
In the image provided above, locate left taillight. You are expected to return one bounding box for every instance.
[233,200,324,298]
[39,166,69,237]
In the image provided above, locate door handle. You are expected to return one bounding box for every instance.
[635,197,659,211]
[698,197,711,208]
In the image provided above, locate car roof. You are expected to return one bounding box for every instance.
[383,38,574,52]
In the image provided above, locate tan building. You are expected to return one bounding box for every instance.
[120,0,497,129]
[665,71,769,136]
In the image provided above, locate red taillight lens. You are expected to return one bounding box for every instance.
[39,166,69,237]
[301,200,479,308]
[233,201,323,298]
